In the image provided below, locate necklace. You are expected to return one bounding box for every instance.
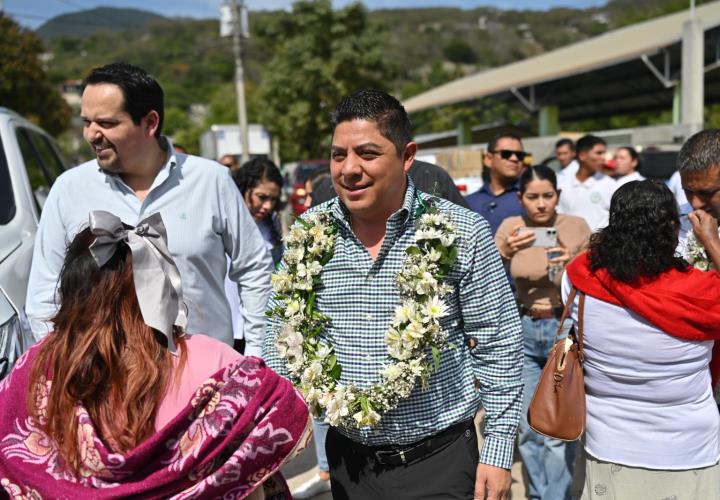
[269,200,458,427]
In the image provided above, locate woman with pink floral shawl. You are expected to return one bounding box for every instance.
[0,212,310,498]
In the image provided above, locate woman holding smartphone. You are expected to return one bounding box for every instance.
[495,165,591,500]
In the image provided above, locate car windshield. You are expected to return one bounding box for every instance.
[0,137,16,225]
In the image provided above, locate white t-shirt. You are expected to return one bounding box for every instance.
[556,159,579,183]
[562,273,720,470]
[614,170,645,187]
[668,170,689,207]
[557,172,617,232]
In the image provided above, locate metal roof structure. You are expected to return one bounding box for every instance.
[403,2,720,123]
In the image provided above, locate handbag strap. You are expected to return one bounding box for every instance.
[555,286,577,338]
[555,286,586,359]
[576,291,586,358]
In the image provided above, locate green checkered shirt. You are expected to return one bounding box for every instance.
[263,180,523,469]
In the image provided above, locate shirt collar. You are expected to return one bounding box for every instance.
[479,180,520,197]
[100,136,178,190]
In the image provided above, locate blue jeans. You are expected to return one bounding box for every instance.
[518,315,576,500]
[313,417,329,472]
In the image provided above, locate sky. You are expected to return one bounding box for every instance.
[9,0,608,30]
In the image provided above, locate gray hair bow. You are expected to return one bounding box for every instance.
[88,210,187,353]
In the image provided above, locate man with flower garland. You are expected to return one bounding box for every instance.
[263,88,523,500]
[678,129,720,270]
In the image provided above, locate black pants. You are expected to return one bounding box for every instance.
[326,423,479,500]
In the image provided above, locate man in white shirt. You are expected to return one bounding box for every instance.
[25,62,273,355]
[554,137,578,183]
[557,135,617,232]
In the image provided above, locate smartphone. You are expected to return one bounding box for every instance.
[518,227,557,247]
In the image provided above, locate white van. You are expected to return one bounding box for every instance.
[0,107,68,377]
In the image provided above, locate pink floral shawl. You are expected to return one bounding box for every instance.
[0,344,310,499]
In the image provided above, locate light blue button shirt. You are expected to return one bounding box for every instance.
[25,139,273,356]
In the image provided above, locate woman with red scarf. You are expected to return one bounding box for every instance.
[564,180,720,499]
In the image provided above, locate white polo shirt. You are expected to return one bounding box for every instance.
[557,172,617,231]
[615,170,645,187]
[556,159,579,183]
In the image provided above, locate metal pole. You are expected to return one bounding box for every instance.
[232,0,250,164]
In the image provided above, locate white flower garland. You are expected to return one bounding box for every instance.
[686,231,715,271]
[269,205,458,428]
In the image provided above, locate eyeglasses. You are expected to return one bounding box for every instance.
[492,149,528,162]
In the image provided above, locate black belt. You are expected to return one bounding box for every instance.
[339,419,473,466]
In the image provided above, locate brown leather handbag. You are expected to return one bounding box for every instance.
[527,287,586,441]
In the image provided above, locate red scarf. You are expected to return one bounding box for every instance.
[566,252,720,384]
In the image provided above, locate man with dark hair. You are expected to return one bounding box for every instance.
[554,137,578,181]
[466,133,526,235]
[677,129,720,267]
[26,62,273,356]
[263,88,522,500]
[557,134,616,231]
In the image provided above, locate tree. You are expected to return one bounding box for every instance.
[0,14,72,136]
[255,0,394,161]
[443,39,477,64]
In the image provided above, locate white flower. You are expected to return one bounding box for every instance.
[285,298,306,318]
[284,246,305,265]
[302,361,324,384]
[286,226,307,246]
[440,233,457,247]
[323,387,352,426]
[393,301,418,324]
[422,295,449,322]
[415,228,443,242]
[382,363,403,381]
[271,270,293,293]
[316,343,332,360]
[415,272,437,295]
[352,408,381,427]
[427,248,442,262]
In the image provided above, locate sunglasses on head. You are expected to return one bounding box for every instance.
[493,149,527,161]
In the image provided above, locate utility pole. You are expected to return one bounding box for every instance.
[231,0,250,164]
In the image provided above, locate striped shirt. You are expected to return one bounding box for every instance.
[263,179,523,469]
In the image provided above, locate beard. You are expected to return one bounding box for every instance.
[91,141,122,173]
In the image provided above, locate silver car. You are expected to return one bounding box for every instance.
[0,107,68,377]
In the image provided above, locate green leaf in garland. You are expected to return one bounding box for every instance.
[329,363,342,380]
[306,292,316,315]
[431,345,441,372]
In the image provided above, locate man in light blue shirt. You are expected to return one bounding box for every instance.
[25,62,273,356]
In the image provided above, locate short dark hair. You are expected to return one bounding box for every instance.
[576,135,606,154]
[555,138,575,151]
[678,129,720,172]
[616,146,640,168]
[487,133,523,153]
[589,180,687,283]
[519,165,557,193]
[232,157,283,197]
[82,62,165,138]
[331,88,412,156]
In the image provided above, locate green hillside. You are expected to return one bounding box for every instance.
[35,0,715,158]
[37,7,166,40]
